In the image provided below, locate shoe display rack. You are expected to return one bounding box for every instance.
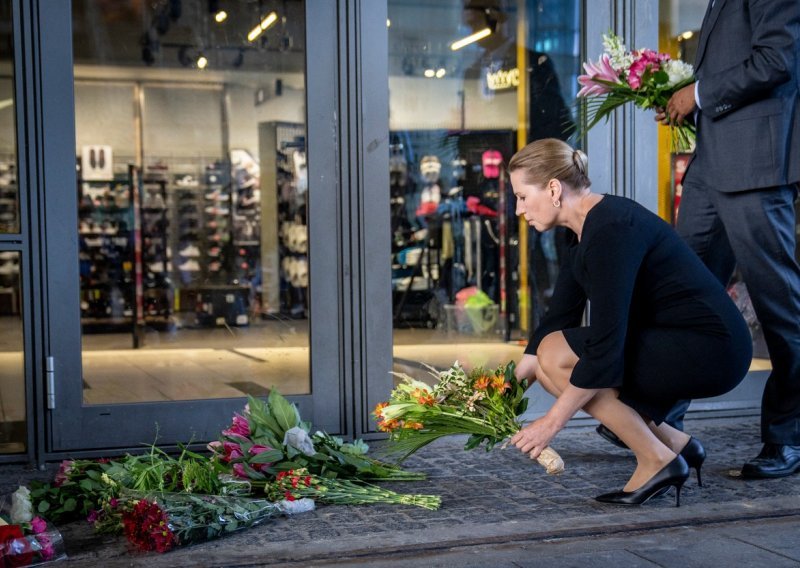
[259,122,308,319]
[77,174,135,329]
[140,174,173,328]
[0,161,17,234]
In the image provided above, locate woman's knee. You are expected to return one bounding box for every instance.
[536,331,578,376]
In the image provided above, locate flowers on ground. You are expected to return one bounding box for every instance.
[265,468,440,510]
[578,32,696,151]
[120,491,282,553]
[1,487,66,565]
[376,361,564,474]
[210,391,426,482]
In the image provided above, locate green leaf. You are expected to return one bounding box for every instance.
[37,501,50,513]
[63,498,77,512]
[249,449,284,464]
[268,390,300,433]
[225,520,239,532]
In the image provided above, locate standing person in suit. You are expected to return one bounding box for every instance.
[656,0,800,478]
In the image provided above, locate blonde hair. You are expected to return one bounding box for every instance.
[508,138,590,191]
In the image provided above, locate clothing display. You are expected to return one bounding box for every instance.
[389,130,514,332]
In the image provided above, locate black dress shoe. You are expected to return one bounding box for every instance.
[596,424,629,450]
[680,437,706,487]
[595,455,690,507]
[741,443,800,479]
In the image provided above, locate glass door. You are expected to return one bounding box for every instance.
[43,0,342,451]
[0,1,26,456]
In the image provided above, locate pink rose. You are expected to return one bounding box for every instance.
[222,441,243,462]
[109,498,119,508]
[86,509,99,523]
[31,516,47,534]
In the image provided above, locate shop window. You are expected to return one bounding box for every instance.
[0,0,18,235]
[72,0,310,403]
[387,0,580,370]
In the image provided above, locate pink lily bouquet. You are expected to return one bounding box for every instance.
[578,33,696,151]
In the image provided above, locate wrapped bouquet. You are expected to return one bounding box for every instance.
[375,361,564,474]
[578,32,696,151]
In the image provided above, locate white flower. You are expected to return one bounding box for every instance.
[283,426,316,456]
[10,485,33,524]
[602,32,634,72]
[663,59,694,87]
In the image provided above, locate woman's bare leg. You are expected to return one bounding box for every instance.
[537,332,676,491]
[647,421,691,454]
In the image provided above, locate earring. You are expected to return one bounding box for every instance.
[553,199,561,208]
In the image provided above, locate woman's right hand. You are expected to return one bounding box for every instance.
[515,353,539,385]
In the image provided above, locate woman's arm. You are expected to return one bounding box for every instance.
[510,384,598,458]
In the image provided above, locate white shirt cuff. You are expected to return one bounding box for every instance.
[694,82,702,109]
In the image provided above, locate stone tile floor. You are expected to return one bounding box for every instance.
[2,416,799,566]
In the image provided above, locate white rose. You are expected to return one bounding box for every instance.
[10,485,33,524]
[664,59,694,87]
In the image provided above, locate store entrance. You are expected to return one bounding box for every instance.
[41,0,343,452]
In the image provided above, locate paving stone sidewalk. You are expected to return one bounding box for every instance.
[2,416,799,567]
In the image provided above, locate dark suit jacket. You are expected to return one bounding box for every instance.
[690,0,800,192]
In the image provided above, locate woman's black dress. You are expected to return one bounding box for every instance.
[525,195,752,422]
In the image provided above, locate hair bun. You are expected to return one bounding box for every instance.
[572,149,588,175]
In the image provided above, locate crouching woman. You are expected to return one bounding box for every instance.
[509,138,751,506]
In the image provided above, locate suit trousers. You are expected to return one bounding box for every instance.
[676,180,800,444]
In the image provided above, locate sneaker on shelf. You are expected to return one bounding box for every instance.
[177,259,200,272]
[179,244,200,258]
[176,175,199,187]
[205,190,230,201]
[207,246,221,257]
[204,206,230,216]
[152,193,166,209]
[208,260,222,272]
[0,251,16,260]
[0,262,19,275]
[148,261,165,273]
[79,221,91,234]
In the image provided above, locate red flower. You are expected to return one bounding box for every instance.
[0,524,33,567]
[122,500,176,554]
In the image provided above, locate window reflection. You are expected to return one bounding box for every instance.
[0,1,19,234]
[0,251,25,453]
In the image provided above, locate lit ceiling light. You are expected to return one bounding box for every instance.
[386,19,391,27]
[197,54,208,69]
[680,30,694,40]
[248,11,278,42]
[215,10,228,23]
[424,68,435,78]
[450,27,491,51]
[435,68,446,78]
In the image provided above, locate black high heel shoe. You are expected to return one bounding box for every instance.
[680,437,706,487]
[595,456,690,507]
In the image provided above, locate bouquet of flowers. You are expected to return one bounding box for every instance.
[0,487,66,566]
[264,468,440,510]
[119,490,283,553]
[578,32,696,151]
[210,392,425,482]
[375,361,564,474]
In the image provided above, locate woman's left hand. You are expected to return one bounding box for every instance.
[510,416,560,459]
